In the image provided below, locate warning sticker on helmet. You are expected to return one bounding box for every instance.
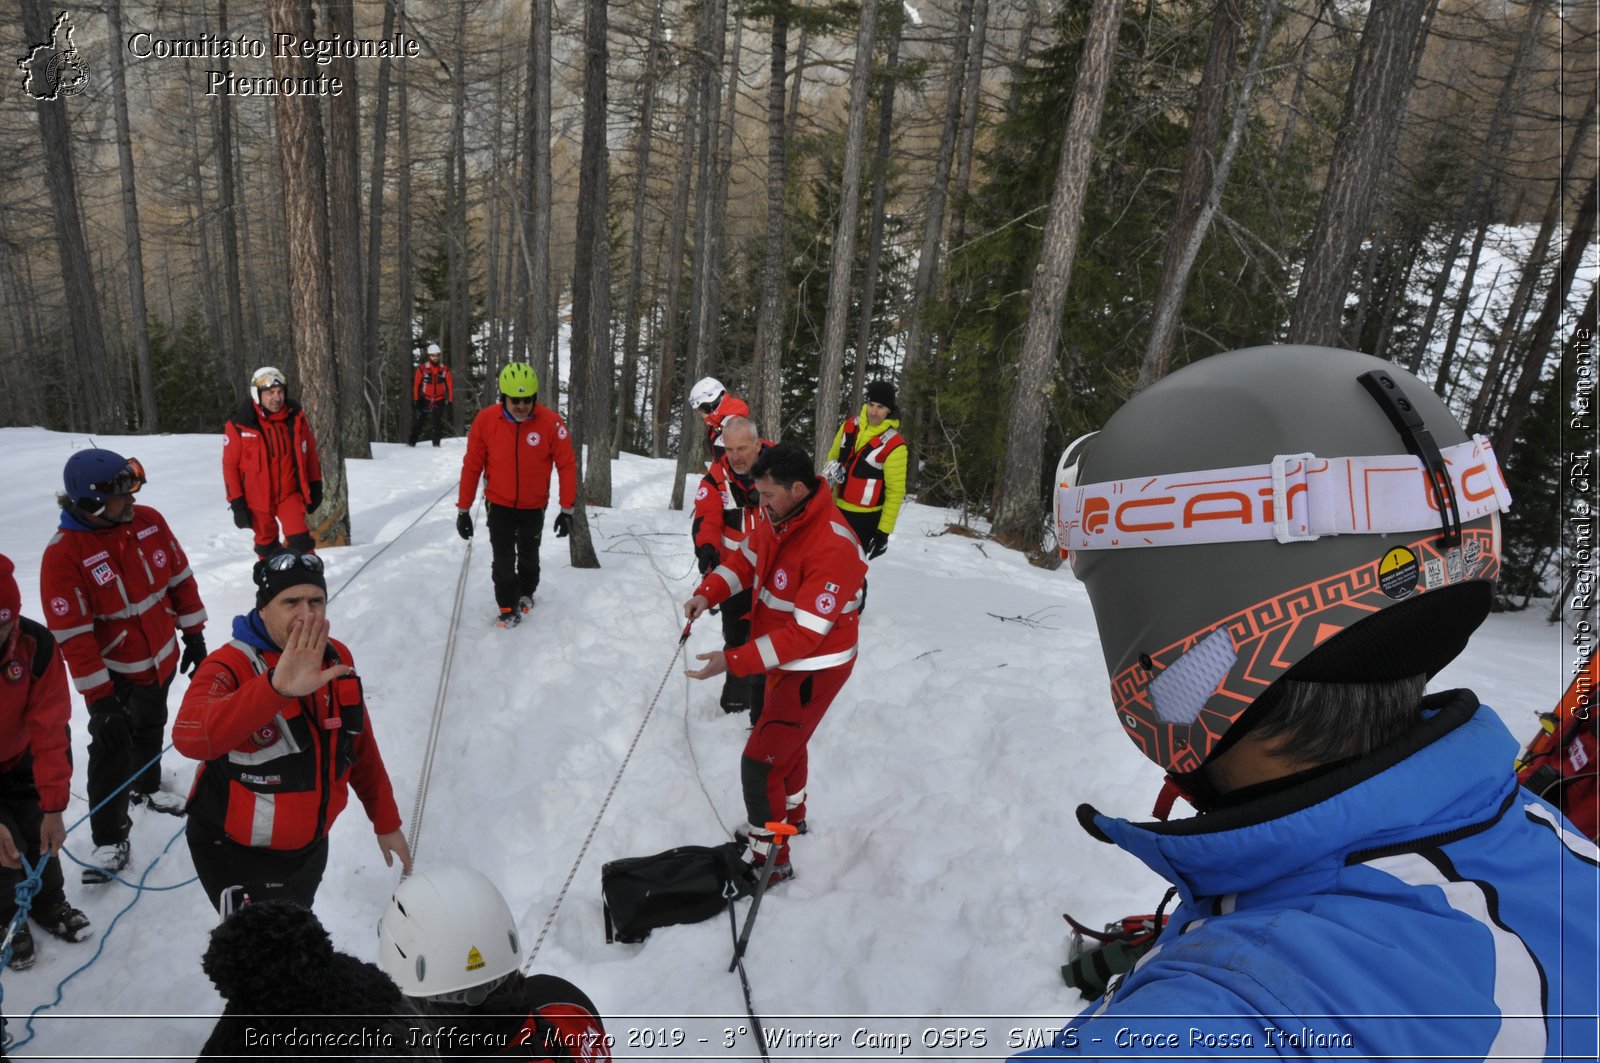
[1378,546,1419,599]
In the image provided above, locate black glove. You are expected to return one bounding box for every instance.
[865,529,889,559]
[229,497,251,530]
[307,481,324,514]
[179,632,207,677]
[456,510,474,540]
[553,511,572,538]
[695,544,720,576]
[87,696,133,751]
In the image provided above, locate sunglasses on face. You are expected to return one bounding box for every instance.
[90,458,146,497]
[506,395,536,406]
[697,401,717,415]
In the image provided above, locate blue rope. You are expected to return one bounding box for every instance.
[3,820,190,1053]
[0,746,195,1053]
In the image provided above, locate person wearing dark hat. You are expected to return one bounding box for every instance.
[172,551,411,912]
[825,380,907,565]
[0,553,91,971]
[39,448,208,884]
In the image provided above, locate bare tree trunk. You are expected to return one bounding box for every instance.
[616,0,667,456]
[652,51,701,458]
[21,0,114,430]
[486,58,507,371]
[672,0,729,511]
[1138,0,1277,389]
[1469,86,1597,434]
[326,0,369,459]
[447,1,471,424]
[571,0,614,512]
[851,6,905,412]
[185,75,227,384]
[1493,175,1597,454]
[992,0,1128,547]
[750,1,794,436]
[786,25,809,144]
[1406,0,1548,376]
[945,0,990,255]
[813,0,881,462]
[211,0,251,390]
[1287,0,1434,346]
[268,0,348,545]
[705,15,743,378]
[106,0,157,431]
[901,0,976,471]
[396,1,416,438]
[365,0,397,440]
[530,0,554,395]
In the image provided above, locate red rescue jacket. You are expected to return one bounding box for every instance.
[174,622,402,851]
[694,479,867,677]
[414,362,455,405]
[40,505,208,703]
[702,393,749,455]
[459,402,578,512]
[1517,654,1599,840]
[0,617,73,813]
[691,446,769,564]
[223,400,323,510]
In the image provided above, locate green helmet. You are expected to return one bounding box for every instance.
[498,363,538,398]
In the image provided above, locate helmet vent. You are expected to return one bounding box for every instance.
[1149,627,1238,725]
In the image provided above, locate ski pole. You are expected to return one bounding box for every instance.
[728,820,799,972]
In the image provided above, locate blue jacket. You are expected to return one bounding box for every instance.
[1024,692,1599,1061]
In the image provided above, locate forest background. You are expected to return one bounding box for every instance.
[0,0,1594,620]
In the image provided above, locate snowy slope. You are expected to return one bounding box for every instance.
[0,427,1567,1060]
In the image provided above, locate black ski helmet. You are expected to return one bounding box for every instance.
[1056,346,1512,774]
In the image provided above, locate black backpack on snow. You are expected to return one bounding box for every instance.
[601,842,752,944]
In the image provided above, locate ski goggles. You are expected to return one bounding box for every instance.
[697,401,718,415]
[90,458,146,497]
[251,369,285,391]
[264,551,323,574]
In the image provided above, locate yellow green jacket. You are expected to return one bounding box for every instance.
[827,407,908,534]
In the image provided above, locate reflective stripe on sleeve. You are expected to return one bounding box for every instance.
[755,635,781,670]
[778,645,857,672]
[712,564,744,597]
[794,608,834,635]
[71,668,112,693]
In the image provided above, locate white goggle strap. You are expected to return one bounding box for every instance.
[1056,435,1511,552]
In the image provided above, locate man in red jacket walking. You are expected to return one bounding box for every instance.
[456,363,578,628]
[408,342,455,448]
[683,443,867,884]
[173,551,411,912]
[690,415,770,719]
[223,366,325,560]
[0,554,91,970]
[39,449,208,883]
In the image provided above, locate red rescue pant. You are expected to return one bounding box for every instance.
[250,494,311,554]
[739,659,854,828]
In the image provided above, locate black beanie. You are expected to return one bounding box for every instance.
[253,551,328,609]
[866,380,897,415]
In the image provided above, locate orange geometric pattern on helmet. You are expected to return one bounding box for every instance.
[1112,526,1500,773]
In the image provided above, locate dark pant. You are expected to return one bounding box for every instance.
[89,674,172,846]
[486,503,545,611]
[187,821,330,913]
[409,401,447,446]
[841,508,879,612]
[0,754,66,922]
[739,660,854,829]
[719,589,766,722]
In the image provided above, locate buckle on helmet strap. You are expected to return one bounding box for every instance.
[1357,371,1462,547]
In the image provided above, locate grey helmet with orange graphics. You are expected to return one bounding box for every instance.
[1054,346,1512,777]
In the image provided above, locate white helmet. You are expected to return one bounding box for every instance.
[377,867,522,1002]
[689,376,725,410]
[249,366,286,405]
[426,342,442,357]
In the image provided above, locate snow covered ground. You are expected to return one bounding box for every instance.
[0,427,1569,1060]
